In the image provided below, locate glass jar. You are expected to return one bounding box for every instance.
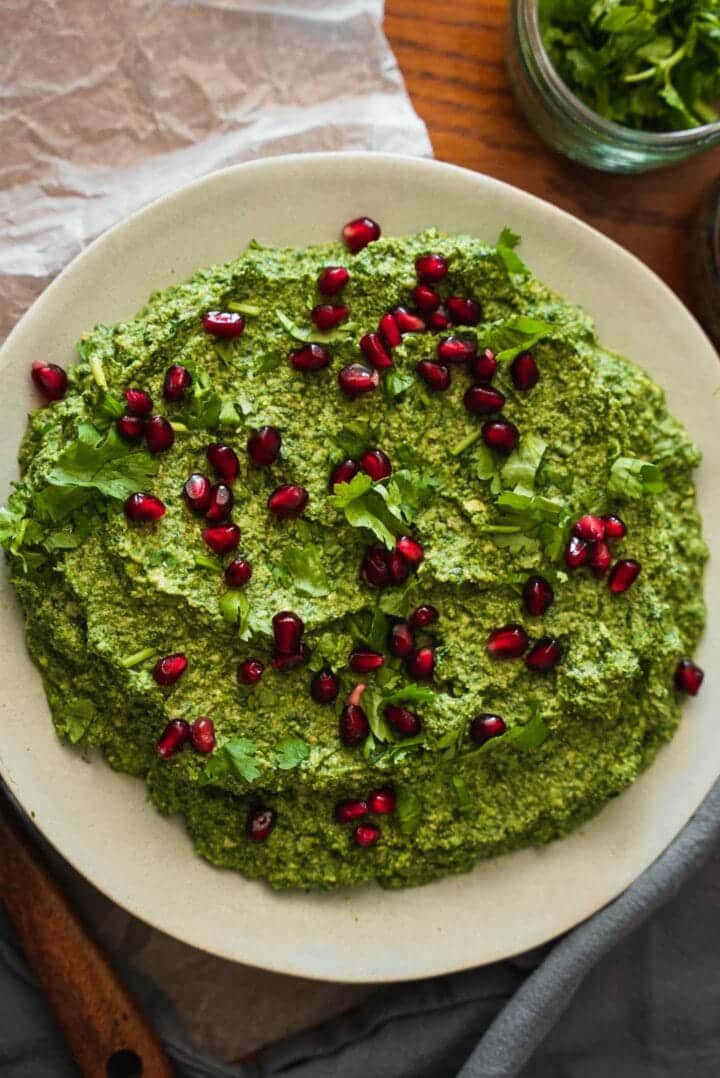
[507,0,720,174]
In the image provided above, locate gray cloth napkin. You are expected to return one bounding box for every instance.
[3,779,719,1077]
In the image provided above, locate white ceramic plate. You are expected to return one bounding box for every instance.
[0,154,717,983]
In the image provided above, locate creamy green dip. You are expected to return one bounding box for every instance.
[1,228,707,890]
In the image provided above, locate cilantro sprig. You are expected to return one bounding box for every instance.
[328,468,437,549]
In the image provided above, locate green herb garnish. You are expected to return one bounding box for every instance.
[607,456,664,499]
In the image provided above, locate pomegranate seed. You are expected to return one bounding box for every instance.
[414,284,441,312]
[202,311,245,338]
[565,535,590,569]
[31,360,67,402]
[349,650,384,674]
[247,425,281,466]
[163,364,191,403]
[427,306,452,330]
[608,559,641,594]
[388,621,415,658]
[239,658,264,685]
[470,714,506,745]
[202,523,240,555]
[522,576,554,617]
[368,788,396,814]
[487,624,529,659]
[416,360,451,391]
[384,704,422,736]
[406,646,435,680]
[206,443,240,483]
[152,653,188,686]
[393,307,426,334]
[510,351,539,391]
[360,448,392,481]
[330,459,359,489]
[470,348,498,382]
[415,252,449,283]
[409,604,438,629]
[590,541,612,578]
[464,385,505,415]
[268,483,309,518]
[190,717,216,754]
[311,304,349,331]
[156,719,190,759]
[482,420,518,452]
[573,515,606,543]
[360,332,393,370]
[116,415,145,441]
[225,558,252,587]
[379,312,402,349]
[396,535,424,565]
[272,610,304,655]
[183,473,212,514]
[125,492,165,523]
[124,388,153,416]
[205,483,233,523]
[290,343,331,371]
[335,799,368,823]
[387,550,409,585]
[525,638,563,672]
[342,216,381,253]
[603,514,627,539]
[146,415,175,454]
[339,703,370,746]
[247,805,275,843]
[361,545,390,588]
[438,336,477,364]
[311,668,339,704]
[354,823,380,847]
[446,296,481,325]
[318,265,349,296]
[271,645,311,672]
[674,659,704,696]
[338,364,379,397]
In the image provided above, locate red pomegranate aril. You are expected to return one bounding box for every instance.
[415,252,449,283]
[202,311,245,338]
[338,364,379,397]
[205,483,233,523]
[152,653,188,686]
[239,658,264,685]
[163,364,191,403]
[311,304,349,332]
[608,559,641,594]
[290,342,331,372]
[565,535,590,570]
[414,284,441,312]
[317,265,349,296]
[190,717,216,755]
[360,448,392,481]
[207,443,240,483]
[409,604,438,630]
[156,719,190,759]
[427,306,452,330]
[590,541,612,579]
[342,216,381,253]
[393,307,426,334]
[311,668,339,704]
[183,473,212,514]
[396,535,424,565]
[482,420,518,452]
[268,483,308,519]
[438,336,477,364]
[330,458,360,489]
[247,425,281,466]
[349,650,385,674]
[361,545,390,588]
[385,704,422,737]
[146,415,175,454]
[573,515,606,543]
[202,523,240,555]
[225,558,252,588]
[354,823,380,847]
[470,348,498,382]
[387,550,409,585]
[470,714,506,746]
[360,332,393,370]
[125,493,165,523]
[31,360,67,402]
[368,788,396,814]
[510,351,539,391]
[124,388,153,416]
[271,645,311,672]
[525,638,563,673]
[446,296,481,325]
[522,576,554,617]
[379,312,402,349]
[335,799,368,823]
[464,385,505,415]
[116,415,145,441]
[388,621,415,658]
[416,360,451,391]
[603,514,627,540]
[339,703,370,746]
[406,647,435,680]
[674,659,704,696]
[487,624,529,660]
[272,610,304,655]
[247,805,275,843]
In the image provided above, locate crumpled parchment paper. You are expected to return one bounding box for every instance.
[1,0,430,1061]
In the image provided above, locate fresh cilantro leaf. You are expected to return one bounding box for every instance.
[93,392,125,430]
[385,469,437,521]
[500,434,547,490]
[201,738,260,785]
[218,591,252,640]
[396,788,423,835]
[328,473,399,549]
[498,226,521,248]
[367,607,390,652]
[384,684,437,707]
[495,226,530,276]
[371,735,426,768]
[478,712,550,756]
[275,543,330,597]
[608,456,664,499]
[275,737,310,770]
[47,425,158,501]
[485,316,556,362]
[364,689,395,743]
[177,369,222,431]
[276,308,354,345]
[452,775,474,816]
[476,445,504,493]
[384,369,415,401]
[33,484,91,524]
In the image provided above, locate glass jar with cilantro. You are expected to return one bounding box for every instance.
[507,0,720,172]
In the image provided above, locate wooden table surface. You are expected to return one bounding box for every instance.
[385,0,720,313]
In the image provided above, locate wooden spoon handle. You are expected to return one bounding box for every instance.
[0,789,174,1078]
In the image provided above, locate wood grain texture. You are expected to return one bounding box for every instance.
[385,0,720,311]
